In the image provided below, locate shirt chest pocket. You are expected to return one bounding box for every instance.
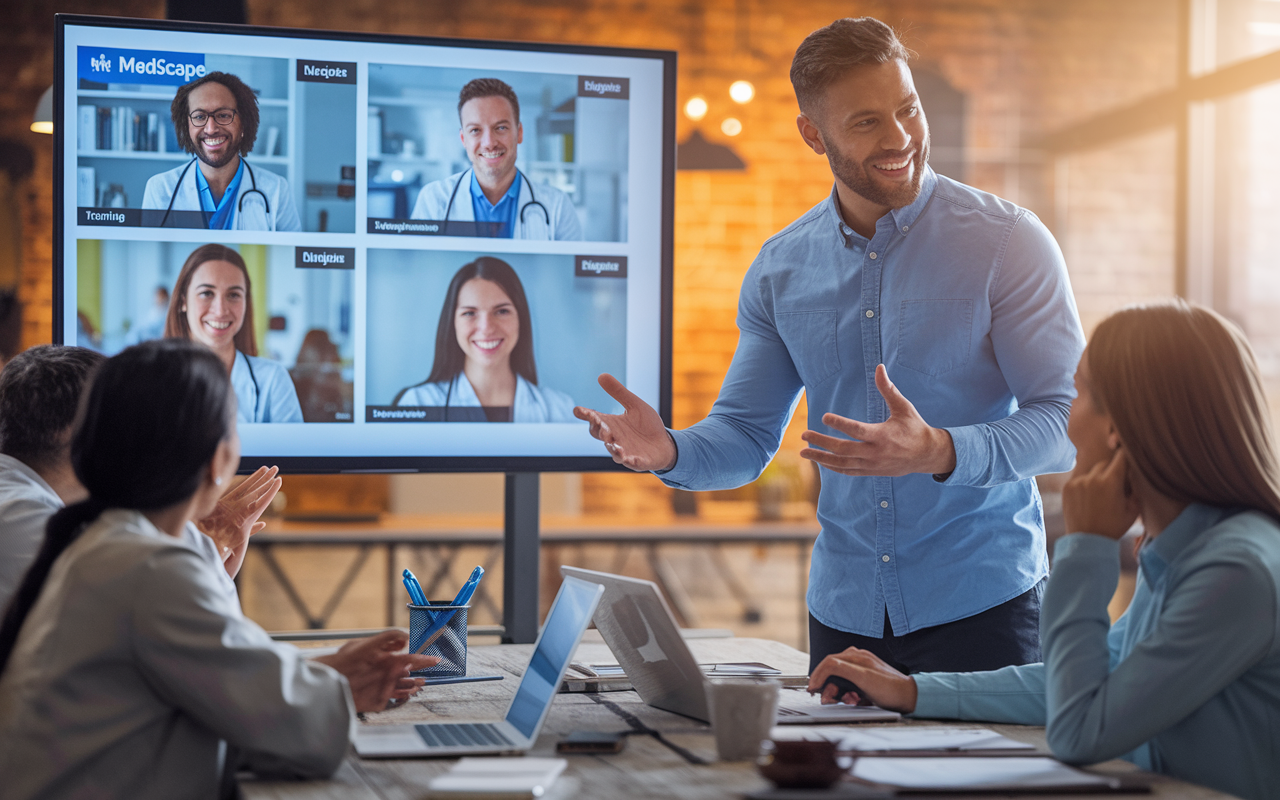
[897,299,975,377]
[775,310,841,387]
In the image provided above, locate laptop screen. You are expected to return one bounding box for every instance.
[505,577,602,738]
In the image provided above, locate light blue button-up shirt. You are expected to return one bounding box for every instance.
[658,166,1085,636]
[914,504,1280,800]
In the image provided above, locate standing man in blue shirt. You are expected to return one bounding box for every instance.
[411,78,583,240]
[574,17,1085,674]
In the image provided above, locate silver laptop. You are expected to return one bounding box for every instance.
[354,575,604,757]
[561,566,900,725]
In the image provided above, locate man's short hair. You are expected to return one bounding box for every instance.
[457,78,521,126]
[170,71,260,157]
[0,345,106,468]
[790,18,913,116]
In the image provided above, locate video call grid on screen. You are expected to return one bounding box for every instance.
[55,16,674,471]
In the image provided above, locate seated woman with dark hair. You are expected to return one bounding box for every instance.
[0,340,434,798]
[808,300,1280,800]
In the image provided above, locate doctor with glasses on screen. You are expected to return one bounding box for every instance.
[142,72,301,232]
[410,79,582,241]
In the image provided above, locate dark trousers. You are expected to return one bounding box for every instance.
[808,579,1046,675]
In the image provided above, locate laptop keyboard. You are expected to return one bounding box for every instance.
[415,722,515,748]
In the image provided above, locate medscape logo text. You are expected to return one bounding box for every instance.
[78,47,206,87]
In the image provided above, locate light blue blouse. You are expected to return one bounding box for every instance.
[914,503,1280,800]
[230,350,304,424]
[394,373,576,423]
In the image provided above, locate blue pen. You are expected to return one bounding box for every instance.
[402,569,429,606]
[455,566,484,605]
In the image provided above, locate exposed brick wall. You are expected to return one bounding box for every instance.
[2,0,1181,516]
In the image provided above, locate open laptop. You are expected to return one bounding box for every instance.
[354,575,604,757]
[561,566,900,725]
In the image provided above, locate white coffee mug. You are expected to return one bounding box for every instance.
[706,678,781,761]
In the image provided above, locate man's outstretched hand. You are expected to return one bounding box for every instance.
[574,374,677,472]
[800,364,956,478]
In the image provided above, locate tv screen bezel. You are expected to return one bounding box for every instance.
[53,14,675,475]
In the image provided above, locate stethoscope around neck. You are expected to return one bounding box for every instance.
[159,157,271,228]
[237,350,263,422]
[441,168,550,236]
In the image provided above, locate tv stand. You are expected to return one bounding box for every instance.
[502,473,539,643]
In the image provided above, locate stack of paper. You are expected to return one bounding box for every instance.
[771,725,1035,754]
[850,756,1121,792]
[428,757,567,799]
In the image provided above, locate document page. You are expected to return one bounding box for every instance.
[851,756,1114,791]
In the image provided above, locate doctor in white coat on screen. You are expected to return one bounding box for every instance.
[409,78,582,241]
[142,71,301,232]
[165,244,304,424]
[393,256,576,422]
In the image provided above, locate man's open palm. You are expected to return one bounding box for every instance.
[800,364,956,477]
[574,374,677,472]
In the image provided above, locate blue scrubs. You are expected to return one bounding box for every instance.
[469,170,520,238]
[195,159,246,230]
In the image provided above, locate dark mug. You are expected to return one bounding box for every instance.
[757,739,845,790]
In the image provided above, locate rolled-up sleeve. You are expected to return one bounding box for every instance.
[943,212,1084,488]
[659,264,805,491]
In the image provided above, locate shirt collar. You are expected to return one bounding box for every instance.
[825,163,939,243]
[469,169,521,211]
[0,453,59,502]
[1138,502,1235,585]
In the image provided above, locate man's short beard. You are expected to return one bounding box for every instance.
[826,134,930,210]
[195,136,242,170]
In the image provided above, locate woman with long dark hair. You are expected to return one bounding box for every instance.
[393,256,575,422]
[166,243,303,423]
[0,340,433,797]
[807,300,1280,800]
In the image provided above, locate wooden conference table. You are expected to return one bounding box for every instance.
[240,636,1230,800]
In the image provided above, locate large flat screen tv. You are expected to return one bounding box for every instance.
[54,15,674,474]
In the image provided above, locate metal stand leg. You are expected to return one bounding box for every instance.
[503,473,540,643]
[707,543,763,623]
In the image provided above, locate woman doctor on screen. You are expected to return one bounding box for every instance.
[394,257,576,422]
[166,244,304,423]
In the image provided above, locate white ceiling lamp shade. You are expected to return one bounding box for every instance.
[31,86,54,134]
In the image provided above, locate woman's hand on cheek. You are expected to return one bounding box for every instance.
[1063,447,1138,540]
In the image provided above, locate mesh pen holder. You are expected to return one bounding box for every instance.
[408,602,469,678]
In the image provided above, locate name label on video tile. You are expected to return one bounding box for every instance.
[578,76,630,100]
[367,218,504,237]
[296,60,357,84]
[296,246,355,269]
[575,255,628,278]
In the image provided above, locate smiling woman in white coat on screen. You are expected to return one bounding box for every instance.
[165,244,303,424]
[394,256,576,422]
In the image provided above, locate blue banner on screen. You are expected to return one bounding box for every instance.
[78,46,207,86]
